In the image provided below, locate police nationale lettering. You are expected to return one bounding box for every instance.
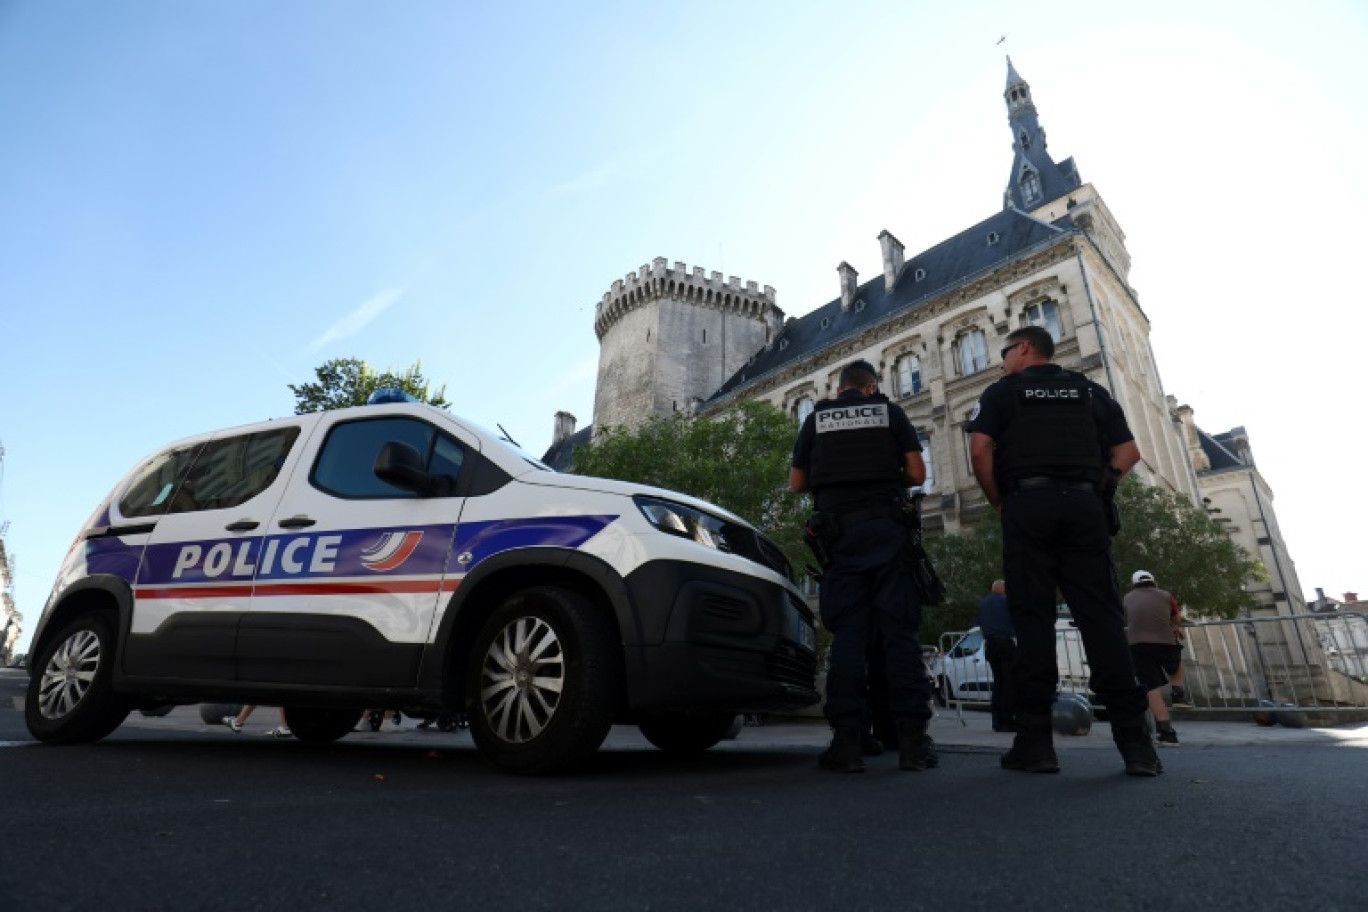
[816,403,890,433]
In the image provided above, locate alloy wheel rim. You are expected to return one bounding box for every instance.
[38,629,102,720]
[479,616,565,743]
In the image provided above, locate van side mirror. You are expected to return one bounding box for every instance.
[374,442,436,496]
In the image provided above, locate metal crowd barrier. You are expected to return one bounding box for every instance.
[933,611,1368,719]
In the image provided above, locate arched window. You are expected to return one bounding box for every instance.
[895,353,922,398]
[1020,169,1042,204]
[910,432,934,494]
[794,396,815,425]
[1022,299,1061,341]
[956,329,989,376]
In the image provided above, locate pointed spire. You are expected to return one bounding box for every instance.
[1005,55,1024,89]
[1001,58,1080,211]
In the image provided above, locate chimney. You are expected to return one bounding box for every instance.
[1346,592,1359,605]
[878,230,905,294]
[552,411,577,445]
[837,261,858,311]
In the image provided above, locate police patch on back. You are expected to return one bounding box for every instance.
[1015,384,1088,409]
[815,402,890,434]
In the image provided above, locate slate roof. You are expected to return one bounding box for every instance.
[708,206,1076,403]
[542,425,593,473]
[1198,429,1247,471]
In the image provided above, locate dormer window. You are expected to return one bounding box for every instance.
[987,232,1000,246]
[820,317,831,330]
[1020,169,1042,204]
[1019,129,1031,149]
[914,268,926,282]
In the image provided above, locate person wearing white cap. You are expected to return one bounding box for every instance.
[1124,570,1186,745]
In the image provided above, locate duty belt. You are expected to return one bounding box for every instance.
[1012,476,1097,493]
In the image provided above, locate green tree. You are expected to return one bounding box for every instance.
[571,401,809,577]
[922,523,1002,645]
[1110,475,1263,618]
[289,357,450,414]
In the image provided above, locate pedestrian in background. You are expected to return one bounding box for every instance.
[222,705,291,738]
[1124,570,1185,745]
[978,579,1017,733]
[966,325,1160,777]
[790,359,937,774]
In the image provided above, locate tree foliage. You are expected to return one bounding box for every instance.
[922,524,1002,645]
[1110,475,1263,619]
[570,401,809,577]
[289,358,450,414]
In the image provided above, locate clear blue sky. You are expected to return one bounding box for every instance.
[3,1,1365,651]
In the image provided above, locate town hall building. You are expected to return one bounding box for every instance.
[546,59,1305,617]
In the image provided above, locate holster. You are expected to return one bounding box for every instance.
[803,512,837,571]
[1100,477,1121,537]
[897,495,946,605]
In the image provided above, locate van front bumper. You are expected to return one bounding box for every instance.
[620,559,820,713]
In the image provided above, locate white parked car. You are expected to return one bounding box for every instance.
[25,394,818,773]
[934,616,1093,704]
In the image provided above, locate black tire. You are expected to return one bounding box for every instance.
[25,614,131,744]
[285,707,364,743]
[466,586,620,775]
[638,712,739,755]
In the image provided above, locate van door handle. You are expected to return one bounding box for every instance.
[277,516,316,529]
[224,520,260,532]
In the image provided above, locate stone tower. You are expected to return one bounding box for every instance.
[592,257,784,433]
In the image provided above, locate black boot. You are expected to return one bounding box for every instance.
[896,720,939,771]
[859,731,886,757]
[818,728,865,773]
[1112,717,1163,777]
[1000,715,1059,774]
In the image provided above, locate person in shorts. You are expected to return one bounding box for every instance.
[1124,570,1183,745]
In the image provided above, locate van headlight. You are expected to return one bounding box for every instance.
[634,496,732,552]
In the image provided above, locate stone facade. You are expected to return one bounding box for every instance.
[592,258,781,433]
[566,59,1303,613]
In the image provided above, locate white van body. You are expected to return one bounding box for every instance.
[26,400,818,773]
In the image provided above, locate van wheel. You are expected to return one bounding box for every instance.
[638,712,738,755]
[25,613,131,744]
[466,586,619,775]
[285,707,365,743]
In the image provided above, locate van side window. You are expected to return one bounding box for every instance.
[311,417,464,499]
[118,444,206,518]
[169,427,301,513]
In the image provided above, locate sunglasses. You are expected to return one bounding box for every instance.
[1000,341,1022,359]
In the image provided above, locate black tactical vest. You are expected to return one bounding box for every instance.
[807,394,904,489]
[995,370,1103,481]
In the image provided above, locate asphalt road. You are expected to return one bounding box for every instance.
[2,668,1365,912]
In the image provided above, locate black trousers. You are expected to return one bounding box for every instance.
[984,634,1018,730]
[820,516,931,731]
[1001,485,1147,720]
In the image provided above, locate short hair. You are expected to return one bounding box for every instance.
[838,359,880,390]
[1007,325,1055,359]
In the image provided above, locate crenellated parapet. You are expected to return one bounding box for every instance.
[594,256,783,340]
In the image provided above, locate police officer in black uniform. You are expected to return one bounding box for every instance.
[966,326,1161,777]
[790,360,936,773]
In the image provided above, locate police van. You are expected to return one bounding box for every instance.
[25,395,818,774]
